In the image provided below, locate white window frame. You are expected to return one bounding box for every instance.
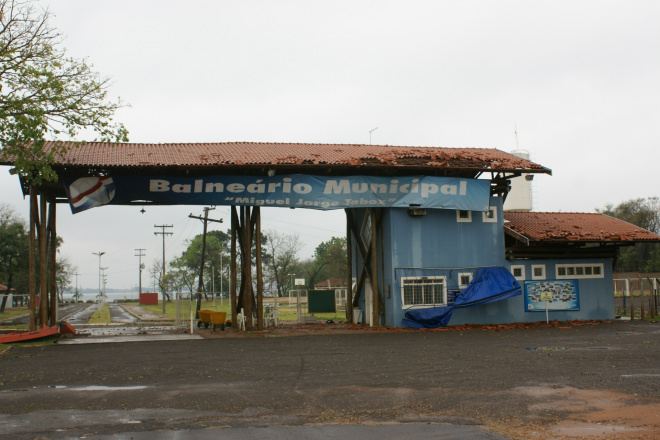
[482,206,497,223]
[401,276,447,309]
[556,263,604,279]
[458,272,473,289]
[531,264,546,280]
[456,210,472,223]
[510,265,525,281]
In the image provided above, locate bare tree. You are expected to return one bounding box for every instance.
[263,230,304,297]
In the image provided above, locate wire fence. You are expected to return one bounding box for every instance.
[613,276,659,319]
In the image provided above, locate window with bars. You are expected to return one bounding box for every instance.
[511,265,525,281]
[458,272,473,289]
[401,277,447,307]
[531,265,546,280]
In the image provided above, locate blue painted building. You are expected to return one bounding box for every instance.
[348,202,660,327]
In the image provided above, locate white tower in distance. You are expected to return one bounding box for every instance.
[504,126,533,211]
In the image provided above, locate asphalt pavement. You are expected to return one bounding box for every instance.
[1,319,658,440]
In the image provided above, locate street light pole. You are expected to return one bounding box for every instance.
[92,251,105,302]
[135,248,146,298]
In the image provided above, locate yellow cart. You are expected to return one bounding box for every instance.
[197,309,214,329]
[210,311,227,331]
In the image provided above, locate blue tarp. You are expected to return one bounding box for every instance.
[402,266,522,328]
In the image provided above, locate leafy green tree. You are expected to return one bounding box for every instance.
[171,230,229,299]
[598,197,660,272]
[0,0,128,184]
[304,237,347,289]
[0,203,28,311]
[55,256,74,303]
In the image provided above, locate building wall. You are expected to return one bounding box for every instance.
[350,197,616,327]
[351,196,509,327]
[420,257,615,325]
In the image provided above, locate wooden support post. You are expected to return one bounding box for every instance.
[39,194,48,327]
[230,206,238,328]
[48,201,57,326]
[630,297,634,321]
[370,208,379,327]
[237,206,254,330]
[345,209,353,324]
[28,186,37,331]
[255,207,263,330]
[244,206,253,329]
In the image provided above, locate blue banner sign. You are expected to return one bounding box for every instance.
[63,174,491,214]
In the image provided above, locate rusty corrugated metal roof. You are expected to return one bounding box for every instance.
[503,211,660,242]
[36,141,550,173]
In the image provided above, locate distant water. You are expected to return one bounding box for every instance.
[63,292,142,302]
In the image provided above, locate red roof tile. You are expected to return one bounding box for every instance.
[503,212,660,243]
[34,141,550,173]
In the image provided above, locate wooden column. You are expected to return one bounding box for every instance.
[255,207,263,330]
[370,208,379,327]
[230,206,238,327]
[39,194,48,327]
[48,201,57,326]
[242,206,253,329]
[345,209,353,323]
[28,186,37,331]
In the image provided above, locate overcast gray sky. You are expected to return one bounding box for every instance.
[1,0,658,292]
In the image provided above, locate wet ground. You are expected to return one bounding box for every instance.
[0,316,658,440]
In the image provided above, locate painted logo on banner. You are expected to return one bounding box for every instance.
[63,175,491,214]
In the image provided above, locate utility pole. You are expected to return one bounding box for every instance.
[73,272,80,302]
[99,267,108,303]
[135,248,146,298]
[92,251,105,303]
[154,225,173,313]
[189,207,223,315]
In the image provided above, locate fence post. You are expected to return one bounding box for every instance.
[653,278,658,315]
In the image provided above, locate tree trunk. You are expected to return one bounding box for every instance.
[0,272,13,313]
[29,186,37,331]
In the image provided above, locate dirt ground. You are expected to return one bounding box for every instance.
[0,319,658,440]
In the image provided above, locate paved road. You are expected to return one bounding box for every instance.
[0,320,658,439]
[2,303,138,326]
[0,303,90,326]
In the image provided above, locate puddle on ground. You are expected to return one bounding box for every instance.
[49,385,151,391]
[620,373,660,378]
[576,346,620,351]
[525,346,566,351]
[74,326,180,336]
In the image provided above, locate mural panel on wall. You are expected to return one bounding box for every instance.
[524,280,580,311]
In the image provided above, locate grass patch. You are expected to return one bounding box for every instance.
[0,335,60,351]
[0,324,28,331]
[88,304,111,324]
[0,307,29,322]
[139,299,231,320]
[137,299,347,323]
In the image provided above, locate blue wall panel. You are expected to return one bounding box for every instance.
[384,197,508,326]
[350,197,616,327]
